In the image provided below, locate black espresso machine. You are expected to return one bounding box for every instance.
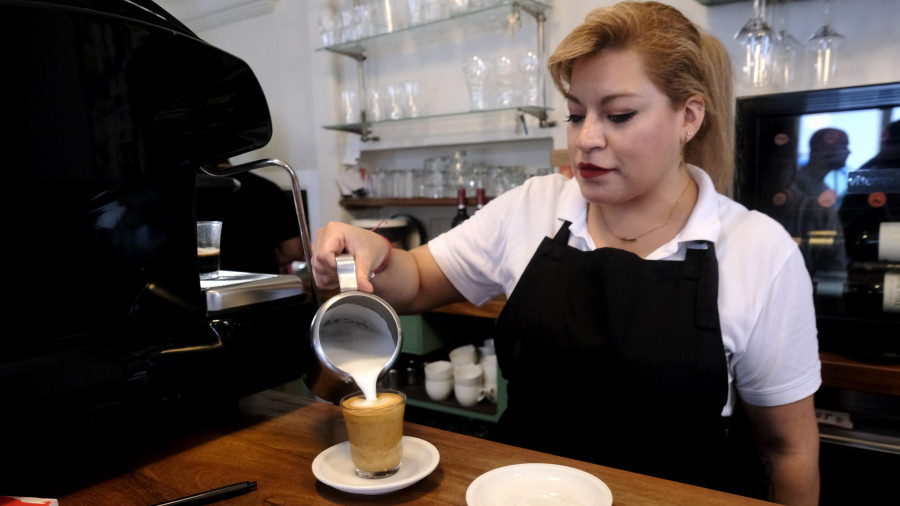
[0,0,319,477]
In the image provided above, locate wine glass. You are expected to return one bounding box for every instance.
[734,0,776,92]
[807,0,843,88]
[771,0,801,90]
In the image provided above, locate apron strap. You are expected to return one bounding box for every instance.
[685,242,721,330]
[552,220,572,243]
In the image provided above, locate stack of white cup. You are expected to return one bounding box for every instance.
[453,363,485,407]
[424,360,453,401]
[423,341,498,406]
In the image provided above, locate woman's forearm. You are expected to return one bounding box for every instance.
[768,449,820,506]
[371,245,464,314]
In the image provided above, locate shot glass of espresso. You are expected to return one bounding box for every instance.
[197,220,222,280]
[340,389,406,479]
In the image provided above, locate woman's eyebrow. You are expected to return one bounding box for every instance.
[565,92,640,106]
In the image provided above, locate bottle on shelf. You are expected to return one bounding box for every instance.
[848,222,900,262]
[843,262,900,316]
[451,188,469,228]
[476,188,486,211]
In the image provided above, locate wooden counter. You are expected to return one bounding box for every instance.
[53,390,769,505]
[820,351,900,396]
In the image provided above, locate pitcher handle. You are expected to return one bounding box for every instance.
[336,254,359,293]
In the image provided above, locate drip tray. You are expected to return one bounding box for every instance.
[202,270,305,313]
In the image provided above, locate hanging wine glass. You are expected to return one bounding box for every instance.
[771,0,801,90]
[807,0,843,88]
[734,0,776,92]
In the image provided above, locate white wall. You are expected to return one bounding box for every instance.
[159,0,900,233]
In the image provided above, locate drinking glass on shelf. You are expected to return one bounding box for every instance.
[734,0,776,92]
[403,81,424,118]
[465,163,488,194]
[318,13,340,47]
[340,7,360,43]
[519,50,541,106]
[807,0,843,88]
[370,167,390,197]
[463,55,488,110]
[422,0,448,22]
[367,87,384,122]
[341,89,359,124]
[422,157,449,199]
[487,166,509,197]
[448,0,470,15]
[386,83,406,120]
[393,168,415,198]
[492,55,516,108]
[448,150,469,195]
[770,0,801,90]
[407,0,425,26]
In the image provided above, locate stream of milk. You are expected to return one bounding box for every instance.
[319,304,396,401]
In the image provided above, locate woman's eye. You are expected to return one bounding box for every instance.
[565,114,585,124]
[609,111,637,123]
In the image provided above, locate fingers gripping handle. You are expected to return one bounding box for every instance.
[336,254,358,293]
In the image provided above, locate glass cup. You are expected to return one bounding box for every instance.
[422,0,448,22]
[392,168,415,198]
[519,51,541,106]
[197,220,222,280]
[463,55,488,110]
[403,81,424,118]
[491,55,516,108]
[318,13,340,47]
[422,156,449,198]
[387,83,406,120]
[341,89,359,124]
[407,0,425,25]
[367,87,384,122]
[340,389,407,479]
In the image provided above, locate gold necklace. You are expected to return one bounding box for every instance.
[599,177,693,243]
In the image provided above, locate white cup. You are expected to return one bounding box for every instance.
[425,378,453,401]
[482,359,498,403]
[454,384,486,407]
[482,361,498,385]
[449,344,477,366]
[424,360,453,381]
[454,364,483,386]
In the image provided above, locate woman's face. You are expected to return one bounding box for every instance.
[566,49,696,206]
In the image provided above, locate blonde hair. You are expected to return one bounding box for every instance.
[548,1,735,195]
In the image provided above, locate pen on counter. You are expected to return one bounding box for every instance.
[151,481,258,506]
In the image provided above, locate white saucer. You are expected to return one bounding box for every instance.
[466,463,613,506]
[312,436,439,495]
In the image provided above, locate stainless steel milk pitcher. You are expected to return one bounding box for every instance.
[306,254,403,402]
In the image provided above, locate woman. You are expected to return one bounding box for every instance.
[312,2,820,504]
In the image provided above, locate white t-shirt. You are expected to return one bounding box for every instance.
[429,165,822,415]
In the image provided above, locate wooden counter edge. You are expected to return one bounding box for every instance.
[820,351,900,396]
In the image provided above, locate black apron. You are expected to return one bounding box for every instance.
[494,221,764,497]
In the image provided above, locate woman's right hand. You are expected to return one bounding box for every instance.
[311,221,390,293]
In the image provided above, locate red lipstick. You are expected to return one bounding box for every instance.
[578,162,612,178]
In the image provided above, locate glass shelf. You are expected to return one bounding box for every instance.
[315,0,553,60]
[339,196,491,208]
[323,105,553,136]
